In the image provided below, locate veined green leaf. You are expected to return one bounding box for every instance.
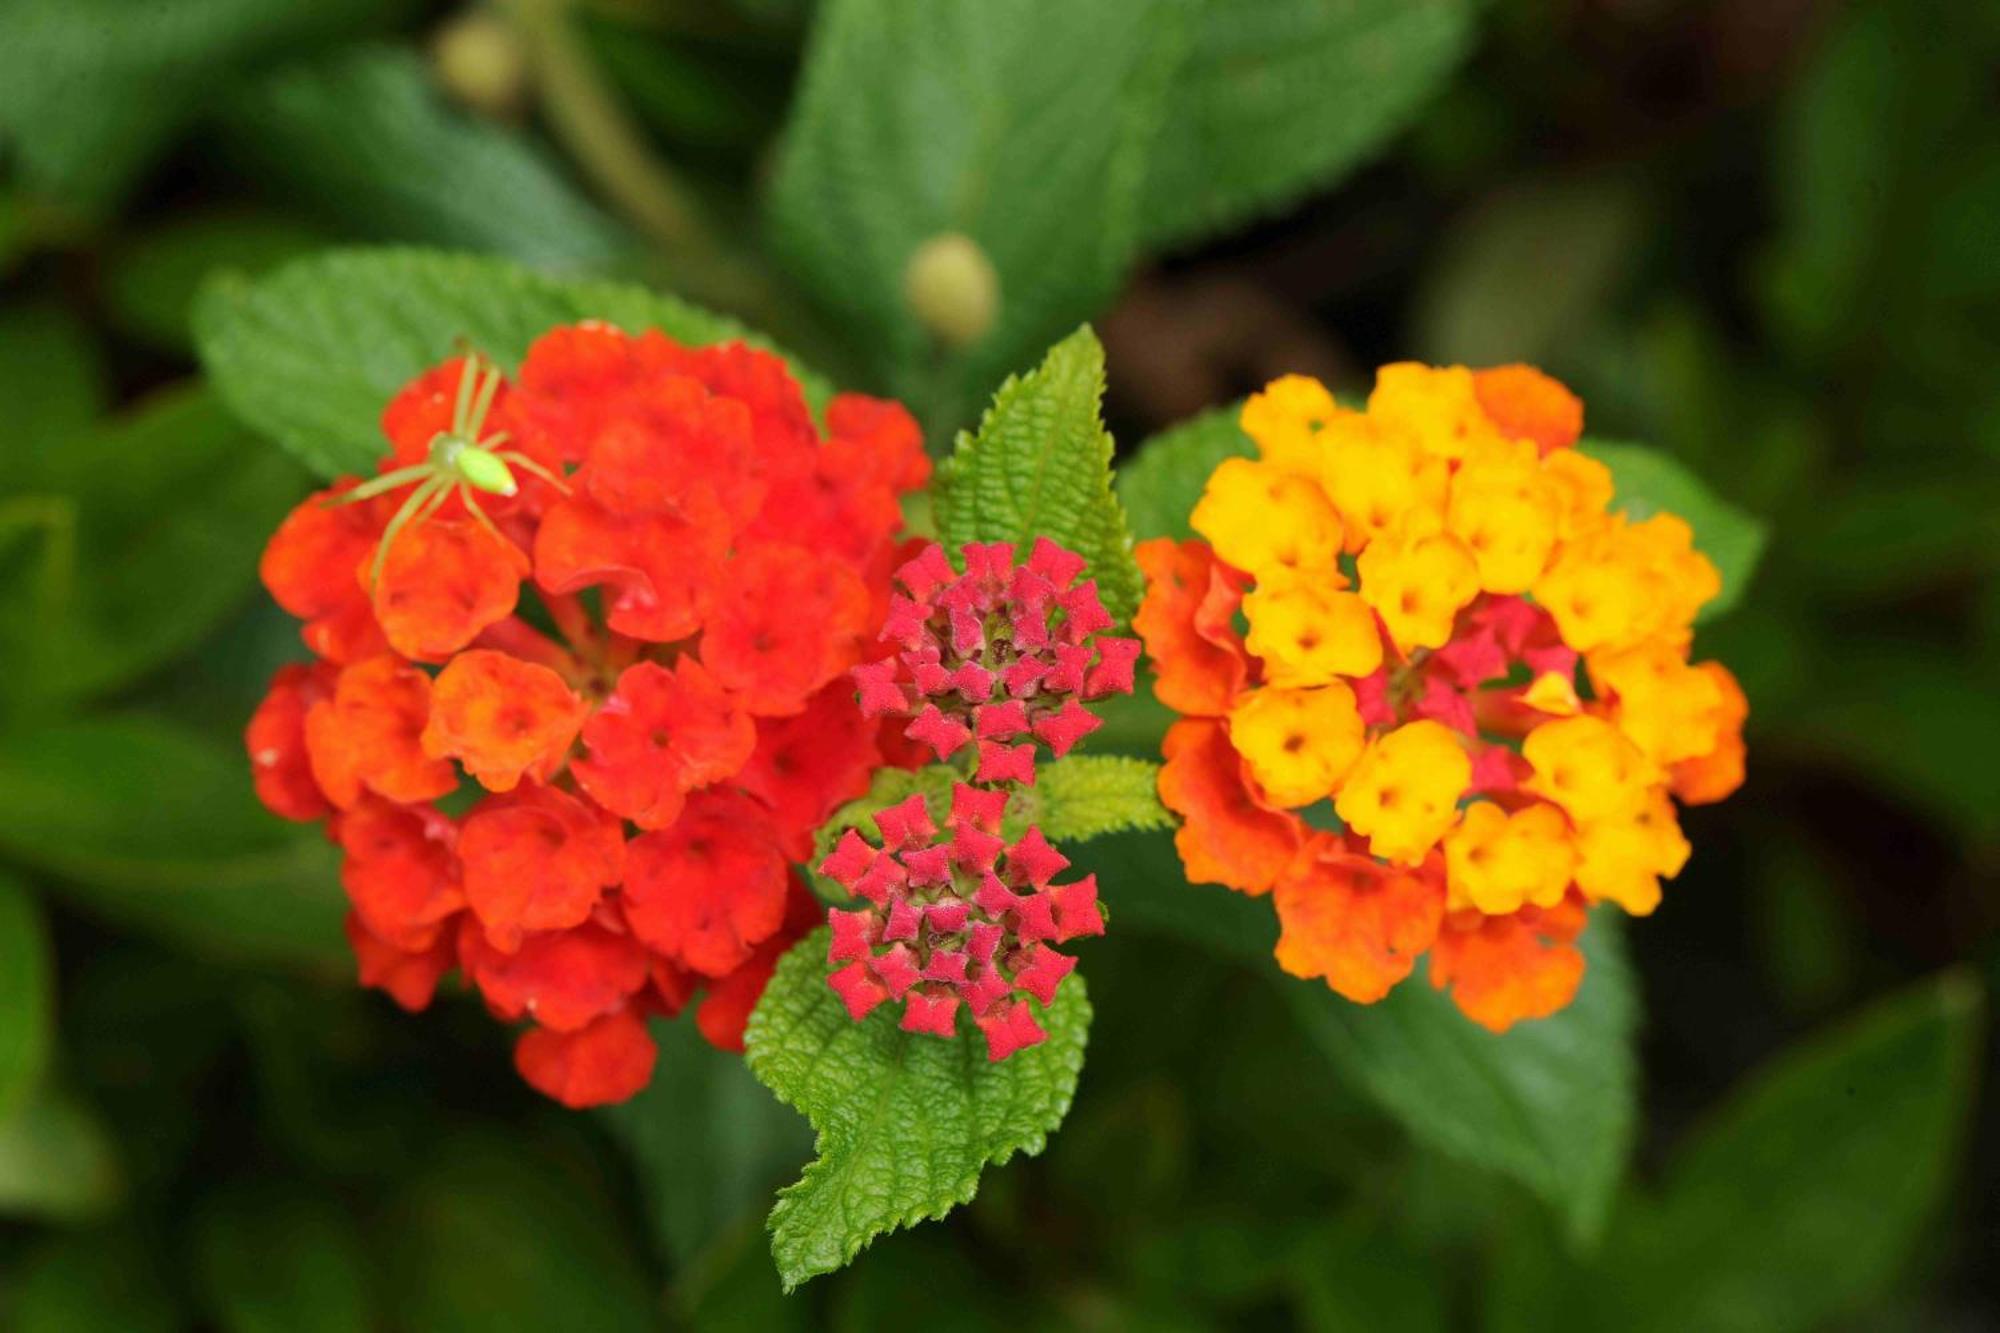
[745,929,1090,1290]
[1579,439,1767,622]
[194,247,830,481]
[1015,755,1171,843]
[935,327,1142,621]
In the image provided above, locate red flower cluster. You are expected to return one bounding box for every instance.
[246,325,927,1107]
[816,540,1139,1059]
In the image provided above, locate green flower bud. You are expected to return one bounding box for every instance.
[453,444,518,496]
[902,233,1000,349]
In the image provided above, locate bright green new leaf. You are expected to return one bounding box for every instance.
[1580,439,1767,622]
[599,1019,812,1267]
[765,0,1181,419]
[0,715,347,967]
[1140,0,1478,251]
[935,327,1142,621]
[745,929,1091,1289]
[1114,403,1253,541]
[0,1087,122,1221]
[0,875,52,1121]
[192,1187,375,1333]
[1014,755,1171,843]
[216,47,629,268]
[194,247,830,480]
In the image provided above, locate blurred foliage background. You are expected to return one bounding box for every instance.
[0,0,1994,1327]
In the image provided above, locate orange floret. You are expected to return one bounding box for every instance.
[1472,364,1583,454]
[1273,837,1444,1003]
[1158,719,1303,895]
[373,517,531,662]
[458,782,624,952]
[420,649,587,793]
[1429,894,1589,1032]
[305,656,456,809]
[1133,538,1255,716]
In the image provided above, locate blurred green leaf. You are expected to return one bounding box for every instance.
[745,929,1090,1290]
[0,874,52,1119]
[0,1086,122,1220]
[765,0,1181,420]
[1079,828,1281,964]
[1142,0,1477,252]
[581,19,789,156]
[9,1228,181,1333]
[0,386,309,712]
[600,1018,811,1267]
[0,715,346,966]
[1287,1217,1448,1333]
[1579,440,1767,622]
[1498,970,1983,1333]
[1788,469,1999,599]
[1413,174,1643,366]
[1289,920,1637,1246]
[384,1137,658,1333]
[672,1213,812,1333]
[0,302,107,468]
[104,210,332,354]
[192,1186,375,1333]
[1115,403,1252,541]
[195,246,829,480]
[0,0,407,213]
[217,46,630,266]
[1015,755,1170,843]
[935,327,1143,621]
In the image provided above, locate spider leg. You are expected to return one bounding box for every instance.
[367,474,450,590]
[494,450,572,495]
[332,464,434,504]
[451,352,480,436]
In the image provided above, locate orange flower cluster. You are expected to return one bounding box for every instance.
[245,325,927,1106]
[1137,365,1746,1031]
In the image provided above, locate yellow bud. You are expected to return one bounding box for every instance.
[903,233,1000,348]
[432,10,528,120]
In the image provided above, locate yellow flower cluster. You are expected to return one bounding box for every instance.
[1144,362,1748,1031]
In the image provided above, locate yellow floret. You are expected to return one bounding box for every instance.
[1444,800,1576,915]
[1534,513,1721,653]
[1540,448,1615,540]
[1521,670,1581,717]
[1368,362,1505,462]
[1243,580,1384,686]
[1191,457,1343,582]
[1316,413,1449,550]
[1334,720,1472,866]
[1446,438,1562,593]
[1588,640,1728,767]
[1229,683,1367,809]
[1355,520,1479,652]
[1573,788,1689,915]
[1242,375,1341,477]
[1522,714,1655,823]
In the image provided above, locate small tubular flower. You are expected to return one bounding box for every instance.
[246,327,923,1107]
[817,538,1133,1058]
[1135,362,1746,1032]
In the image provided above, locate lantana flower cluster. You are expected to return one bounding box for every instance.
[245,324,927,1106]
[1137,364,1746,1031]
[816,540,1139,1059]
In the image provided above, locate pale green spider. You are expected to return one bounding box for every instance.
[335,352,568,587]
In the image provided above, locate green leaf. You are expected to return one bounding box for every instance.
[383,1136,659,1333]
[1139,0,1478,251]
[1495,970,1983,1333]
[192,1187,375,1333]
[0,874,52,1120]
[216,46,630,267]
[1578,439,1767,622]
[104,210,331,354]
[599,1018,812,1267]
[195,246,830,481]
[0,386,309,712]
[1413,174,1644,366]
[0,0,407,213]
[765,0,1182,419]
[745,928,1091,1290]
[1114,403,1252,541]
[0,1087,122,1221]
[1015,756,1171,843]
[9,1227,181,1333]
[0,715,347,967]
[1288,920,1637,1245]
[0,302,107,471]
[935,327,1142,621]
